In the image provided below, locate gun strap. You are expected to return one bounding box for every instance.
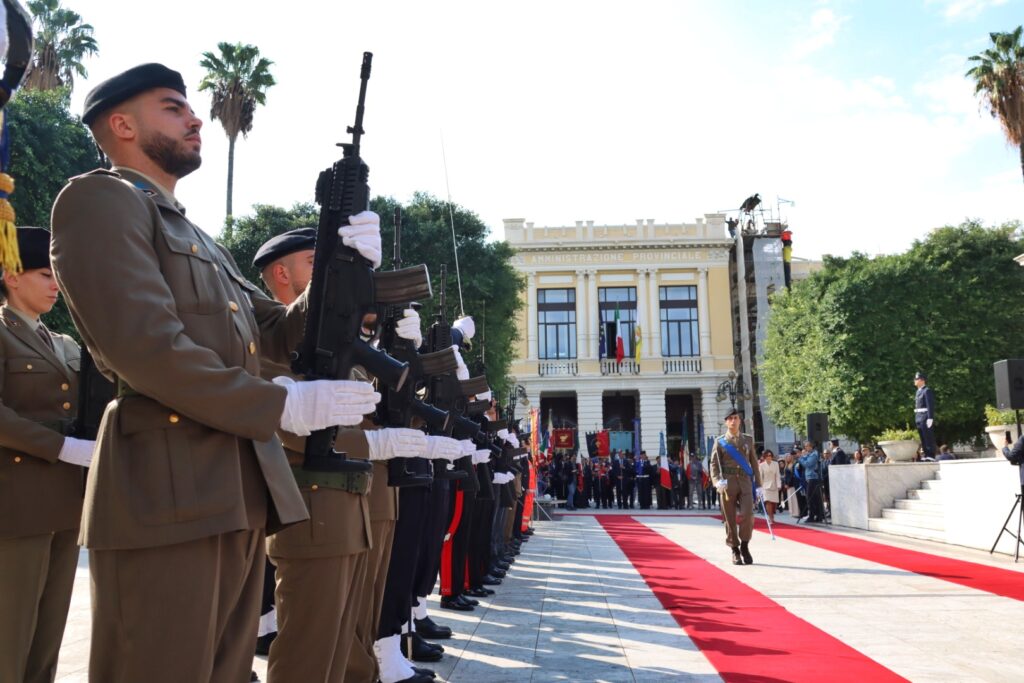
[290,466,372,495]
[115,375,140,398]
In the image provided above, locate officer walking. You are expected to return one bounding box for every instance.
[709,408,763,565]
[914,372,937,459]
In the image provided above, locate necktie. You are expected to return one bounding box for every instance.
[36,323,55,352]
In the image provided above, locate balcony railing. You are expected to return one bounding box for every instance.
[600,359,640,376]
[663,358,703,374]
[538,360,579,377]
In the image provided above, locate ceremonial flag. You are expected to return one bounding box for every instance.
[529,408,540,459]
[599,322,606,359]
[632,417,641,457]
[596,430,610,457]
[634,324,642,362]
[659,432,672,489]
[552,428,574,450]
[614,303,624,363]
[680,415,689,461]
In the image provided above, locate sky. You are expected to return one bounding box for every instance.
[52,0,1024,261]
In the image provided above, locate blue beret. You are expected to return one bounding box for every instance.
[82,63,187,126]
[253,228,317,269]
[15,227,51,271]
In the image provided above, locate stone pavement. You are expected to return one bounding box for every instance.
[56,508,1024,682]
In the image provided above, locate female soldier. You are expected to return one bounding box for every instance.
[0,227,93,683]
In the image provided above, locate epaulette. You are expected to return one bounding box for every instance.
[69,168,121,181]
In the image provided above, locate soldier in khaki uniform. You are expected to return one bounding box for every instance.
[0,227,93,683]
[709,408,763,565]
[49,64,381,683]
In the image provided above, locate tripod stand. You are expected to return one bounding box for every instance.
[989,493,1024,563]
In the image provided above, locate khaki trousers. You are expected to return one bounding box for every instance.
[0,529,78,683]
[267,549,367,682]
[720,475,754,548]
[89,529,265,683]
[345,518,396,683]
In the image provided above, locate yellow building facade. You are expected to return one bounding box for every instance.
[504,215,738,455]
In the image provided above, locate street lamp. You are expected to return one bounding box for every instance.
[715,371,753,411]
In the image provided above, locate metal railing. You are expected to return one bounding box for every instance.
[538,360,579,377]
[600,359,640,376]
[662,358,703,374]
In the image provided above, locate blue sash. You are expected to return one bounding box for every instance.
[717,437,754,478]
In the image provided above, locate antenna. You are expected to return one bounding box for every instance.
[440,131,465,316]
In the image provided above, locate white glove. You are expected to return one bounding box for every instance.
[365,428,428,461]
[424,435,463,460]
[472,449,490,464]
[755,486,765,501]
[338,211,382,268]
[492,472,513,484]
[716,478,728,493]
[453,315,475,340]
[507,433,520,448]
[926,418,933,429]
[452,346,469,380]
[497,429,509,442]
[58,436,95,467]
[477,389,492,402]
[274,376,380,435]
[459,439,476,456]
[396,308,423,348]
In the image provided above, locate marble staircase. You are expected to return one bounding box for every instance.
[867,472,946,542]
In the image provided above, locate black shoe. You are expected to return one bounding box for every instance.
[255,631,276,656]
[457,595,479,607]
[402,632,444,662]
[440,596,474,612]
[465,587,491,597]
[414,617,452,639]
[480,574,502,586]
[740,542,753,565]
[412,667,437,678]
[489,568,507,579]
[251,672,259,682]
[493,560,511,571]
[731,547,743,565]
[395,673,436,682]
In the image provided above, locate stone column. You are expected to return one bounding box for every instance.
[698,267,711,359]
[587,269,599,359]
[577,388,604,454]
[635,268,647,359]
[638,388,667,457]
[647,268,660,359]
[526,272,537,360]
[576,269,588,360]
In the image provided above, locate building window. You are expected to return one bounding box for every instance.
[660,285,699,357]
[538,288,576,359]
[598,287,636,358]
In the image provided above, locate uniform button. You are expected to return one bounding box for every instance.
[311,484,319,491]
[191,244,199,254]
[13,456,21,463]
[169,414,180,424]
[61,383,70,391]
[26,363,32,370]
[248,342,256,355]
[229,301,239,312]
[62,402,72,410]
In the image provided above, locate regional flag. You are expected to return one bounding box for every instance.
[614,303,624,363]
[634,324,642,362]
[596,430,610,457]
[659,431,672,489]
[599,322,606,359]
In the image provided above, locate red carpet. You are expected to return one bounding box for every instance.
[754,519,1024,602]
[597,515,907,683]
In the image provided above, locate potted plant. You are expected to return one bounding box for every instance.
[984,405,1020,450]
[874,426,919,462]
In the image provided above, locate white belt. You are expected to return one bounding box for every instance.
[914,408,929,413]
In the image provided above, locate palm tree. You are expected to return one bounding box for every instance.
[23,0,98,92]
[198,42,276,225]
[967,26,1024,184]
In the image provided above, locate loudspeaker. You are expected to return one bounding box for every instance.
[806,412,829,443]
[994,359,1024,410]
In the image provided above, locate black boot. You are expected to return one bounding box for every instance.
[731,546,743,565]
[740,542,753,565]
[402,632,444,662]
[414,616,452,639]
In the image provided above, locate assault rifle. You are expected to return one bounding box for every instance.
[375,205,456,486]
[71,346,115,441]
[292,52,409,473]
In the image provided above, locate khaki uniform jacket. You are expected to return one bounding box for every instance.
[0,306,83,538]
[709,432,762,487]
[262,359,372,560]
[50,168,308,550]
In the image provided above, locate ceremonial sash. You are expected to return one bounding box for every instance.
[717,437,754,478]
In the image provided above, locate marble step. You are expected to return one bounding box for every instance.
[879,507,945,530]
[868,517,946,542]
[921,479,943,491]
[907,487,942,503]
[894,499,943,513]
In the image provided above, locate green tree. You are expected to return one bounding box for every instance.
[4,87,98,339]
[219,202,318,285]
[198,43,275,226]
[967,25,1024,183]
[760,220,1024,444]
[23,0,98,92]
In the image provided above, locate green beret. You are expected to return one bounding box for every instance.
[82,63,187,126]
[253,228,317,269]
[16,227,52,271]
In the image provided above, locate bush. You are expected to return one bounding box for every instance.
[984,405,1017,427]
[875,426,917,442]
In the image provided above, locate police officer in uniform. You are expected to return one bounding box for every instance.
[709,408,763,565]
[0,227,92,683]
[50,64,381,683]
[914,371,937,459]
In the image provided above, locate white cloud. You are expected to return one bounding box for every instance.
[790,8,848,60]
[929,0,1009,20]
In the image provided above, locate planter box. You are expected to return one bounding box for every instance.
[877,439,918,462]
[985,424,1020,450]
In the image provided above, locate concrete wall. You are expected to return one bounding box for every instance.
[830,463,939,528]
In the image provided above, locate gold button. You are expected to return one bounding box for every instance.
[248,342,256,355]
[311,484,319,491]
[61,383,70,391]
[169,414,180,424]
[191,244,199,254]
[229,301,239,312]
[14,456,21,463]
[62,402,72,410]
[26,364,32,370]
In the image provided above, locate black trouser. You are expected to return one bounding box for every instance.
[379,486,430,637]
[622,480,635,508]
[917,419,937,458]
[806,480,825,521]
[414,478,450,600]
[600,481,613,509]
[468,496,495,588]
[440,485,476,597]
[637,477,652,509]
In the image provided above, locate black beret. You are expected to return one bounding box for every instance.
[16,227,51,271]
[914,371,927,381]
[724,408,740,420]
[253,228,317,270]
[82,63,187,126]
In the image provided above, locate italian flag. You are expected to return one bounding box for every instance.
[614,303,624,363]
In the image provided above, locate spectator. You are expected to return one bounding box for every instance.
[874,447,888,463]
[852,448,864,464]
[798,441,826,523]
[758,450,782,523]
[936,444,956,461]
